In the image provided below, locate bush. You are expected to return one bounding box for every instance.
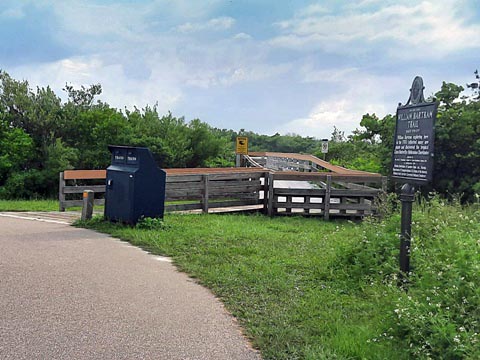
[0,169,48,199]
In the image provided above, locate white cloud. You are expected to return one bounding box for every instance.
[275,96,386,139]
[275,69,403,138]
[0,7,25,19]
[220,63,291,86]
[233,32,252,40]
[10,56,182,112]
[270,1,480,57]
[184,63,291,88]
[295,3,329,17]
[177,16,235,33]
[300,65,358,83]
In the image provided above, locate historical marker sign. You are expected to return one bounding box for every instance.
[393,76,439,281]
[392,76,438,184]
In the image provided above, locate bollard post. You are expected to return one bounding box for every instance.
[81,190,94,221]
[399,183,415,282]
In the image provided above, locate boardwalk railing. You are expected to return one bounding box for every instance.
[247,152,379,175]
[59,169,385,218]
[164,169,268,213]
[59,170,107,211]
[267,172,386,219]
[59,169,268,213]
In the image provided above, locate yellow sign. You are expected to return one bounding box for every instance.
[236,136,248,155]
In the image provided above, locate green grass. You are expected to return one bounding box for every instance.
[75,199,479,359]
[0,199,60,211]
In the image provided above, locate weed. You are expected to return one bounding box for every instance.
[135,216,170,230]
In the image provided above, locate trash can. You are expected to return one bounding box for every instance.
[105,146,166,224]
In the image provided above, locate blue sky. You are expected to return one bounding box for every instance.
[1,0,479,139]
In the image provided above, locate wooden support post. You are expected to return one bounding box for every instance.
[202,175,210,213]
[382,176,388,192]
[339,196,346,216]
[285,196,292,214]
[305,195,311,215]
[267,172,275,217]
[359,196,365,216]
[81,190,94,221]
[324,175,332,220]
[59,172,66,212]
[262,172,269,214]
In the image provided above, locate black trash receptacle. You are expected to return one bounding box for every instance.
[105,146,166,224]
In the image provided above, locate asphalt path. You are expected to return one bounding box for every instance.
[0,215,260,360]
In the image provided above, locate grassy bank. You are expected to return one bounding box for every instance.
[76,199,478,359]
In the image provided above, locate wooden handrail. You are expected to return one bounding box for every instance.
[248,151,380,176]
[63,170,106,180]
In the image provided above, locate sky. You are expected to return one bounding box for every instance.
[1,0,479,139]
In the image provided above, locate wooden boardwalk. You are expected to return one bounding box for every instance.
[58,152,386,218]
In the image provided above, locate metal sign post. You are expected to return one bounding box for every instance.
[399,183,415,274]
[392,76,438,284]
[235,136,248,167]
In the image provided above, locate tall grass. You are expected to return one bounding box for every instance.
[79,198,479,359]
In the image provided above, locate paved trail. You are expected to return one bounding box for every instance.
[0,215,260,360]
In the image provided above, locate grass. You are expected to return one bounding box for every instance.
[81,214,401,359]
[0,199,59,211]
[78,198,480,359]
[0,199,97,212]
[4,197,478,358]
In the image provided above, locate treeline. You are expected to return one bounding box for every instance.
[1,70,479,201]
[323,80,480,202]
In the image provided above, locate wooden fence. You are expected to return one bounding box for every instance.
[267,172,386,219]
[59,169,385,218]
[59,170,107,210]
[59,169,268,213]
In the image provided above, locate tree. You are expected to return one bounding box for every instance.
[433,81,480,202]
[466,69,479,100]
[0,119,34,184]
[63,83,102,107]
[187,119,225,167]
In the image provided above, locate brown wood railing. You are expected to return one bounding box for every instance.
[59,168,268,213]
[59,169,385,218]
[267,172,386,219]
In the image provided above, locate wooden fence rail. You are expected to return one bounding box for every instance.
[59,169,385,219]
[268,172,386,219]
[59,169,268,213]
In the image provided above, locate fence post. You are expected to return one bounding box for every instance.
[324,175,332,220]
[382,176,388,192]
[81,190,94,221]
[202,175,209,213]
[59,172,66,212]
[262,172,269,215]
[267,172,275,217]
